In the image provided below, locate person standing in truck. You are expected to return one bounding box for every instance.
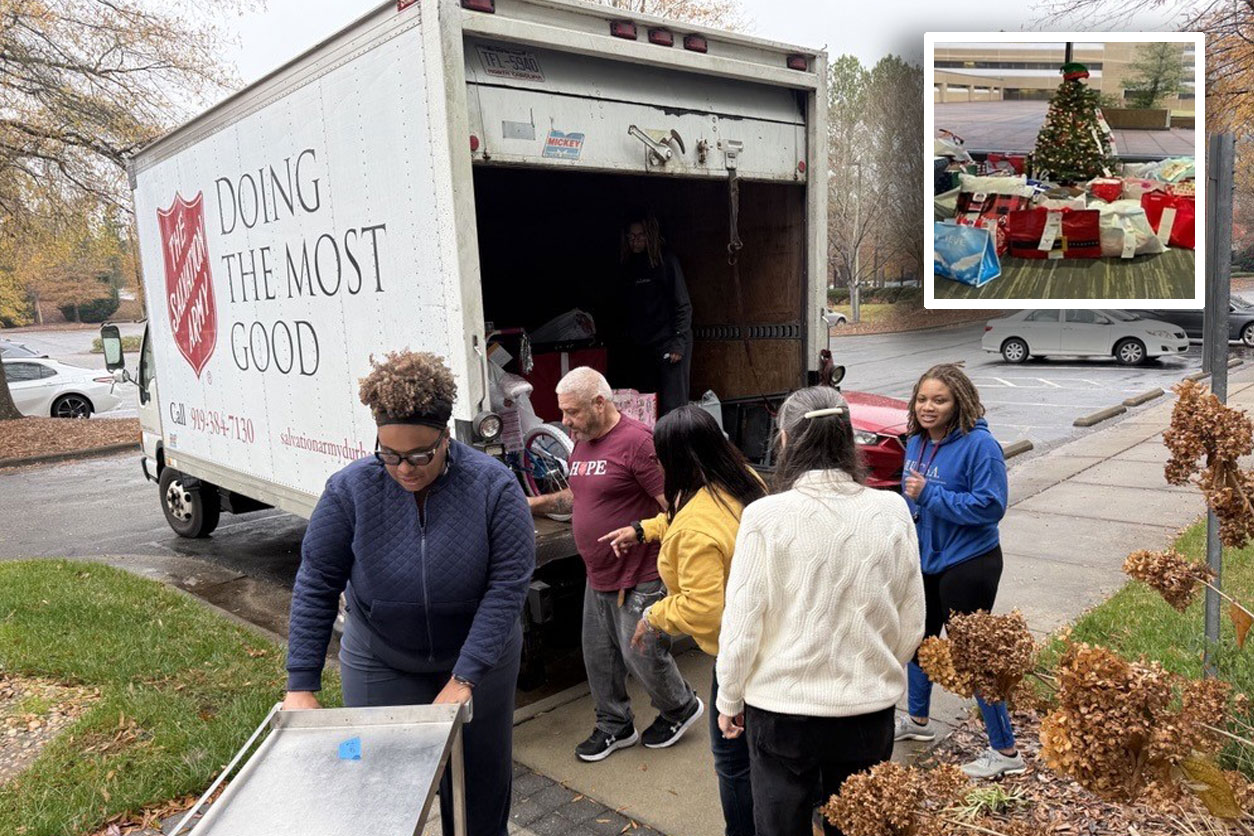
[282,350,534,836]
[619,213,693,417]
[528,366,704,762]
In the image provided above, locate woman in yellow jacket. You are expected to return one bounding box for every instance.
[602,405,766,836]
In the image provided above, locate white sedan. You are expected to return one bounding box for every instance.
[982,309,1189,366]
[2,357,126,418]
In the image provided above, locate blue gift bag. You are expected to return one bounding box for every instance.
[934,221,1001,287]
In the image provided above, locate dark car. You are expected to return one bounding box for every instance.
[1127,298,1254,346]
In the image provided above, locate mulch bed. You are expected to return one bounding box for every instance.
[0,675,98,788]
[832,306,1002,337]
[920,709,1242,835]
[0,417,139,464]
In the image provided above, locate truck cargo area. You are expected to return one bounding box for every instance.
[472,165,809,460]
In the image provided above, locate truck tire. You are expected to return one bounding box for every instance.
[159,467,220,538]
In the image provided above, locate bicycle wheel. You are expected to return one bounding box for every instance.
[523,424,574,522]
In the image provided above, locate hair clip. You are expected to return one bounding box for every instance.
[803,407,845,419]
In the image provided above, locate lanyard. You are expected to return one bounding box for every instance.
[919,437,943,478]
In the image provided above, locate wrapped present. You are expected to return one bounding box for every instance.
[986,152,1027,175]
[1088,178,1124,203]
[612,389,658,428]
[935,221,1001,287]
[956,191,1029,255]
[1006,208,1102,260]
[958,172,1029,195]
[1120,177,1163,201]
[1033,193,1087,211]
[1097,200,1165,259]
[1141,191,1196,249]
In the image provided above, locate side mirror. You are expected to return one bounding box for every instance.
[828,364,846,387]
[100,324,125,371]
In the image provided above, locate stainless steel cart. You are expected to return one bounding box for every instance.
[173,702,470,836]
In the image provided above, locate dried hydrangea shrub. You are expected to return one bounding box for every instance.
[1123,549,1216,612]
[821,762,968,836]
[1163,380,1254,548]
[1039,643,1231,803]
[917,636,973,698]
[946,611,1037,703]
[915,612,1036,704]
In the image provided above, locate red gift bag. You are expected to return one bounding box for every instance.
[1140,191,1196,249]
[1088,178,1123,203]
[956,191,1028,256]
[1006,208,1102,260]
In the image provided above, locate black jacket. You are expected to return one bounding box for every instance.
[622,250,693,355]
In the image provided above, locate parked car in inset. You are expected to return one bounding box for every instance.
[2,357,124,418]
[1126,299,1254,346]
[982,309,1189,365]
[0,338,47,359]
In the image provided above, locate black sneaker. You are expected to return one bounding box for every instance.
[641,696,704,749]
[575,725,639,762]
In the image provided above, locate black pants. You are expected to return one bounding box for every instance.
[921,546,1003,641]
[908,546,1015,751]
[744,705,894,836]
[340,620,522,836]
[626,336,692,418]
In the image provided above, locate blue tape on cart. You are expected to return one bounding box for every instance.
[338,737,361,760]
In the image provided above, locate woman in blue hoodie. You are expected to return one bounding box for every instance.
[282,350,535,836]
[895,363,1023,780]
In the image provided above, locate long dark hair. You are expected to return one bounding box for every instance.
[772,387,866,492]
[619,212,664,268]
[906,363,985,437]
[653,405,766,521]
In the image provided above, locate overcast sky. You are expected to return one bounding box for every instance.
[224,0,1185,85]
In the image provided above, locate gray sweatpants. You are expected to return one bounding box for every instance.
[583,578,697,734]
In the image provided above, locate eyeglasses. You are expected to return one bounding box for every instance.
[375,430,447,468]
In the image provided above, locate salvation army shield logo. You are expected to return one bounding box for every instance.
[158,192,217,378]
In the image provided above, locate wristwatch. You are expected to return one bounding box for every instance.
[631,521,645,543]
[452,674,475,689]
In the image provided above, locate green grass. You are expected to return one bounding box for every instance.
[1042,523,1254,776]
[89,336,142,354]
[0,560,340,836]
[830,303,900,325]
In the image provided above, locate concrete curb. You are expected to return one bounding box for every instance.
[0,442,138,469]
[1184,370,1207,381]
[1073,404,1127,428]
[1122,388,1164,408]
[1001,440,1034,459]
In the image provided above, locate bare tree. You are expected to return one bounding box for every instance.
[0,0,247,420]
[598,0,748,29]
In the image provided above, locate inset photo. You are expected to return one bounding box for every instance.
[925,33,1205,308]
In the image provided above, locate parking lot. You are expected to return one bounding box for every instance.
[829,320,1227,449]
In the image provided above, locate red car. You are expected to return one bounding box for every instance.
[845,389,911,490]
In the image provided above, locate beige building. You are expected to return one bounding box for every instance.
[933,42,1195,113]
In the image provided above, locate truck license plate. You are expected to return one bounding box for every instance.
[477,46,545,82]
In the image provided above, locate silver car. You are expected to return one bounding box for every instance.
[981,309,1189,365]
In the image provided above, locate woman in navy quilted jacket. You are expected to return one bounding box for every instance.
[282,350,535,836]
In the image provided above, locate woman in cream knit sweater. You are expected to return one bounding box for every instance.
[715,387,926,836]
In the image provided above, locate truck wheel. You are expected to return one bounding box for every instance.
[159,467,220,538]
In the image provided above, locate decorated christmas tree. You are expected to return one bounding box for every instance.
[1033,62,1117,183]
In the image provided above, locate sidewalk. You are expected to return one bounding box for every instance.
[505,365,1254,836]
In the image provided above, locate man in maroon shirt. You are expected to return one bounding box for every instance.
[528,367,702,761]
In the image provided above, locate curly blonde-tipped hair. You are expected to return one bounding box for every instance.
[358,350,457,424]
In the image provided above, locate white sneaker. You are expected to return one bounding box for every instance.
[893,714,936,742]
[961,748,1027,779]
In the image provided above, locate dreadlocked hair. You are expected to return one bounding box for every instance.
[358,350,457,424]
[620,213,664,269]
[906,363,985,437]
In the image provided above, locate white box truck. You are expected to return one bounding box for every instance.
[102,0,838,672]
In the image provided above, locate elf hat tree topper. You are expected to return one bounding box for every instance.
[1061,62,1090,81]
